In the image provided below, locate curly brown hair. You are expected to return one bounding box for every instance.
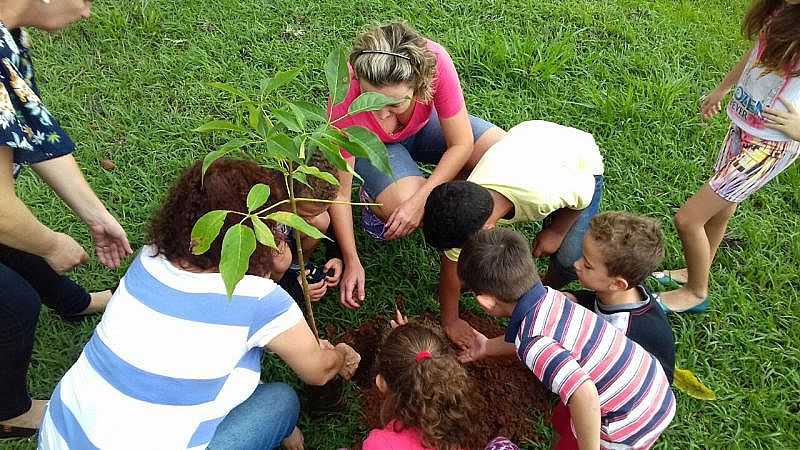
[147,158,285,276]
[376,323,481,450]
[743,0,800,76]
[587,212,665,286]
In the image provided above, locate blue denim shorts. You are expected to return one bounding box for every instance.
[355,111,496,198]
[547,175,604,287]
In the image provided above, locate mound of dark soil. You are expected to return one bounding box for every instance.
[340,310,551,449]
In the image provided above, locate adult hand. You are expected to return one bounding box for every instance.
[532,227,563,258]
[700,87,728,120]
[383,195,424,240]
[44,232,89,274]
[339,259,365,309]
[88,211,133,269]
[324,258,343,288]
[305,277,327,301]
[335,343,361,380]
[458,331,488,363]
[443,318,478,350]
[282,426,304,450]
[389,308,408,329]
[764,97,800,141]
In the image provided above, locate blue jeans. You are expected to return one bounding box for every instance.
[208,383,299,450]
[547,175,604,288]
[355,111,496,198]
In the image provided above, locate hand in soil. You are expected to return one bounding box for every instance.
[336,343,361,380]
[444,318,479,349]
[389,308,408,329]
[458,331,488,363]
[282,426,304,450]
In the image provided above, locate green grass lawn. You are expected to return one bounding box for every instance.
[5,0,800,448]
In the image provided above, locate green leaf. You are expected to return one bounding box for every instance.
[206,82,251,101]
[202,139,249,179]
[347,92,404,116]
[288,103,307,130]
[246,183,271,212]
[260,68,301,96]
[292,171,310,187]
[219,224,257,298]
[291,101,327,123]
[251,216,277,249]
[272,108,303,132]
[325,46,350,105]
[266,133,299,162]
[194,120,246,133]
[297,164,339,186]
[266,211,328,241]
[190,210,228,255]
[247,104,262,131]
[343,126,393,177]
[673,368,716,401]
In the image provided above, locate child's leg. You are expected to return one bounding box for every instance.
[661,184,735,310]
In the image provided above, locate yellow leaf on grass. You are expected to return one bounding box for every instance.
[673,368,716,400]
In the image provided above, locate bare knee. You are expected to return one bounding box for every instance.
[467,127,507,169]
[374,177,425,219]
[674,208,701,234]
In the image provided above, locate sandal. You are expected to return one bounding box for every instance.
[655,294,710,314]
[651,271,684,289]
[0,423,38,439]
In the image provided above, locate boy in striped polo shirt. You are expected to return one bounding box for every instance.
[457,229,675,450]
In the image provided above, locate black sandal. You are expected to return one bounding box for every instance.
[0,423,38,439]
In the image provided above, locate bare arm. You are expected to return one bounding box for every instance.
[383,107,473,239]
[716,50,751,93]
[701,50,751,119]
[533,207,583,257]
[0,149,91,274]
[328,160,366,309]
[268,321,351,386]
[568,380,601,450]
[439,255,461,325]
[32,154,132,268]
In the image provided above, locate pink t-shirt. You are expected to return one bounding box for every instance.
[328,40,465,148]
[363,421,464,450]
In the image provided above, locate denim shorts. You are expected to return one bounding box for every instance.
[547,175,605,287]
[355,110,496,198]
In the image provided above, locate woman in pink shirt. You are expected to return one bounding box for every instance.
[328,22,505,309]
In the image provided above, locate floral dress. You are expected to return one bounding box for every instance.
[0,22,75,178]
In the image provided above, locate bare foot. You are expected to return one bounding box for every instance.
[659,287,706,311]
[0,399,48,429]
[655,268,688,284]
[76,290,113,316]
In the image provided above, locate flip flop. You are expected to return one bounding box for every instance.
[655,294,710,314]
[0,423,37,439]
[651,271,685,289]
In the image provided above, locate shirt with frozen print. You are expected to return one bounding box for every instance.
[727,32,800,142]
[0,22,75,177]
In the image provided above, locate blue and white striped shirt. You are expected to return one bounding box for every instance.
[38,246,303,450]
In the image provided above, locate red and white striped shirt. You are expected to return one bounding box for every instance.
[506,283,675,449]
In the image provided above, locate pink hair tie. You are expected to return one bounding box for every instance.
[415,351,432,363]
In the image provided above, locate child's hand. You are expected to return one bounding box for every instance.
[324,258,343,288]
[389,308,408,329]
[532,228,563,257]
[700,88,728,120]
[305,276,327,301]
[336,343,361,380]
[444,318,478,350]
[764,97,800,141]
[458,332,488,363]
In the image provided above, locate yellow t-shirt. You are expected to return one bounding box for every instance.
[444,121,604,261]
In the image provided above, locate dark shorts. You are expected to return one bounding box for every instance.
[355,110,496,198]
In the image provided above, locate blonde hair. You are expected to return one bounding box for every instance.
[349,22,437,102]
